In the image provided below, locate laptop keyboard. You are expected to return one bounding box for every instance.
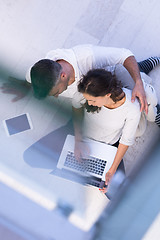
[64,151,107,176]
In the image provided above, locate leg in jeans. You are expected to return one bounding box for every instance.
[24,120,74,169]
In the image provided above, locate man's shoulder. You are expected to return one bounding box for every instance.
[72,44,94,54]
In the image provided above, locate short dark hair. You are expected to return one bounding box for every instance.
[30,59,62,99]
[78,69,123,112]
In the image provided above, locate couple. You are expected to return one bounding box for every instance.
[24,44,159,193]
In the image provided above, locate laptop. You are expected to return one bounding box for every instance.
[57,135,117,188]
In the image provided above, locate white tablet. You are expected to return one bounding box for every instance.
[3,113,33,136]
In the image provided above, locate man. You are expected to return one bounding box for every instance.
[26,44,148,113]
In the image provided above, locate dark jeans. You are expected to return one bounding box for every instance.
[112,140,125,174]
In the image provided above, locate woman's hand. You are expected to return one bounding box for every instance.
[74,140,90,162]
[105,171,114,185]
[99,143,128,194]
[74,140,83,162]
[99,170,114,194]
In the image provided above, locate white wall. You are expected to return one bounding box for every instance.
[0,0,91,78]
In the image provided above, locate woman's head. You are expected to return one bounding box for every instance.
[78,69,123,112]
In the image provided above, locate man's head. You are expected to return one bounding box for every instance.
[30,59,62,99]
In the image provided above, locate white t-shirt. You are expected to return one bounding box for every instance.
[26,44,134,98]
[72,88,141,146]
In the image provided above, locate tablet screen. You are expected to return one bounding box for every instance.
[3,113,32,136]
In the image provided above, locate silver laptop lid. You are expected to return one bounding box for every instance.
[57,135,117,181]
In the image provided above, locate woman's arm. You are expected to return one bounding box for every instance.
[100,143,128,193]
[105,143,128,184]
[72,106,86,160]
[72,106,84,141]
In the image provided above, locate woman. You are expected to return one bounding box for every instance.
[72,68,158,193]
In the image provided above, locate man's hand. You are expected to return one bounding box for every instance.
[0,77,31,102]
[131,81,148,114]
[123,55,148,114]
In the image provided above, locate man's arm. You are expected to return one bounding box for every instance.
[123,55,148,113]
[92,46,148,113]
[0,77,31,102]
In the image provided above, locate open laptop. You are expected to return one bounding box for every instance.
[57,135,117,188]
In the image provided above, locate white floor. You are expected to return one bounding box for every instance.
[0,0,160,239]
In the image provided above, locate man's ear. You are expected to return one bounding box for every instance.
[60,72,66,81]
[106,93,111,98]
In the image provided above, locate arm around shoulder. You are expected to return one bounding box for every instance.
[123,55,148,113]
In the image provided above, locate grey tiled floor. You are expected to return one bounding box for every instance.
[0,0,160,239]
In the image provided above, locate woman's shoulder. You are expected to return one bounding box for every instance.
[72,92,86,108]
[123,88,140,112]
[123,87,132,98]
